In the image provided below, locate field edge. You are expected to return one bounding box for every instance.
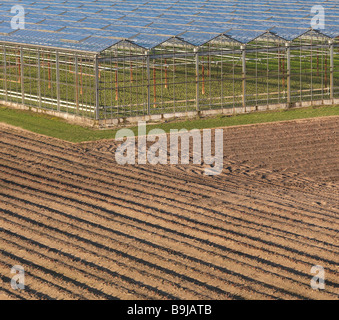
[0,104,338,143]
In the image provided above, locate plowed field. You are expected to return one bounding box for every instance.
[0,116,338,300]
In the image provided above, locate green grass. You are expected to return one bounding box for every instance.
[0,104,338,143]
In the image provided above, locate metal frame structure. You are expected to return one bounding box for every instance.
[0,0,338,126]
[96,33,339,121]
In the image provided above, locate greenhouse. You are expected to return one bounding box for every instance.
[0,0,338,127]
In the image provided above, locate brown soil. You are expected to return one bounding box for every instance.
[0,116,338,300]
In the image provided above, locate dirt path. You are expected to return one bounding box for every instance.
[0,117,338,300]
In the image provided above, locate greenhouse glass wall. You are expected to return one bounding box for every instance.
[0,0,338,127]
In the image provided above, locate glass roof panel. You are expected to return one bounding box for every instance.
[0,0,337,52]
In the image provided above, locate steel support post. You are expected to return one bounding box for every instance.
[20,47,24,105]
[286,42,291,106]
[95,55,100,121]
[56,52,61,111]
[4,46,7,101]
[241,45,246,110]
[75,55,79,112]
[195,48,200,112]
[37,49,42,108]
[146,50,151,115]
[329,40,334,100]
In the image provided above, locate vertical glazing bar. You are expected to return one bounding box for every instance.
[266,43,269,106]
[20,47,24,105]
[153,60,156,108]
[232,46,235,112]
[321,45,324,100]
[241,45,246,110]
[299,39,302,103]
[277,44,280,103]
[172,48,175,112]
[95,55,100,120]
[75,55,79,112]
[184,48,187,112]
[56,52,60,112]
[164,58,168,89]
[37,49,42,108]
[4,46,7,101]
[325,47,328,97]
[48,53,51,89]
[286,42,291,106]
[202,56,205,95]
[195,48,199,111]
[310,39,313,102]
[146,51,150,115]
[256,45,258,105]
[220,47,223,108]
[329,40,334,101]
